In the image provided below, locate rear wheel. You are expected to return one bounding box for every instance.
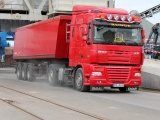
[47,65,58,86]
[22,63,27,80]
[26,64,36,82]
[75,68,90,92]
[17,63,22,80]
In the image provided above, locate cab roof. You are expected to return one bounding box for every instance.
[72,5,128,15]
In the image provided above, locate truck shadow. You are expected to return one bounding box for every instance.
[20,77,138,94]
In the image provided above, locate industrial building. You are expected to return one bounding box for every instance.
[0,0,114,32]
[0,0,154,39]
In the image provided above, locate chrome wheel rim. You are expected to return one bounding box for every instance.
[48,69,54,83]
[17,69,20,77]
[22,69,24,78]
[76,72,82,88]
[27,69,30,79]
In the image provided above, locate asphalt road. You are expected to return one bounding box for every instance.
[0,69,160,120]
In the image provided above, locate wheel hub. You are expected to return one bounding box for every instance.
[49,70,53,82]
[76,73,82,87]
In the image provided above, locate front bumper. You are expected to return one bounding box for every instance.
[84,65,142,87]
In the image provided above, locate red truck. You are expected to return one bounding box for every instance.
[13,5,145,92]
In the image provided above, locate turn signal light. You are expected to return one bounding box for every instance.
[100,13,106,19]
[133,16,140,22]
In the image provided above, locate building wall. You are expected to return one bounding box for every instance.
[0,20,30,32]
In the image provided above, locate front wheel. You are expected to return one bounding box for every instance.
[75,68,90,92]
[47,65,58,86]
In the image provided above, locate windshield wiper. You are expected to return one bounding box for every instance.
[103,41,114,44]
[114,41,126,45]
[97,26,104,31]
[94,41,113,44]
[125,40,139,46]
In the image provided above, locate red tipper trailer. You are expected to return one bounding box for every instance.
[14,15,71,59]
[14,5,145,92]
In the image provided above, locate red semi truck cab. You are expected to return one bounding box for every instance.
[69,6,145,91]
[14,5,145,92]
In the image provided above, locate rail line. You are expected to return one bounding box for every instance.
[0,85,106,120]
[0,98,43,120]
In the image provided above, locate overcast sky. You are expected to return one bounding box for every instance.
[115,0,160,24]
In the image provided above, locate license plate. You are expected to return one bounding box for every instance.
[90,87,104,91]
[113,84,124,87]
[127,87,139,91]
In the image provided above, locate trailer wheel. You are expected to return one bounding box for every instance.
[26,64,36,82]
[17,63,22,80]
[75,68,90,92]
[119,87,129,92]
[47,65,58,86]
[22,64,27,80]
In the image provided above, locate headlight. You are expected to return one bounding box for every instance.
[134,73,141,77]
[121,15,126,21]
[92,72,102,76]
[107,14,112,20]
[114,15,119,21]
[128,16,132,22]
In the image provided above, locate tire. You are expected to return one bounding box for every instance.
[26,64,36,82]
[119,87,129,92]
[17,63,22,80]
[21,64,27,80]
[75,68,90,92]
[155,54,158,59]
[47,65,58,86]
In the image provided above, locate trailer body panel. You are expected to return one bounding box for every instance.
[14,16,71,60]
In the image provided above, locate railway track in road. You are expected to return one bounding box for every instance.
[0,85,106,120]
[0,98,43,120]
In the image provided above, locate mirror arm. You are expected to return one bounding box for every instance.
[86,40,91,45]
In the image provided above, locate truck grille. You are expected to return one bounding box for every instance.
[107,51,131,63]
[107,67,129,83]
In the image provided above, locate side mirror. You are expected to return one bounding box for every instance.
[82,36,88,41]
[141,29,145,45]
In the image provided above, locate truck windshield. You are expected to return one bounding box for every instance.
[94,25,142,46]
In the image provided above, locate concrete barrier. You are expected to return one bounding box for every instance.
[141,59,160,90]
[141,72,160,90]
